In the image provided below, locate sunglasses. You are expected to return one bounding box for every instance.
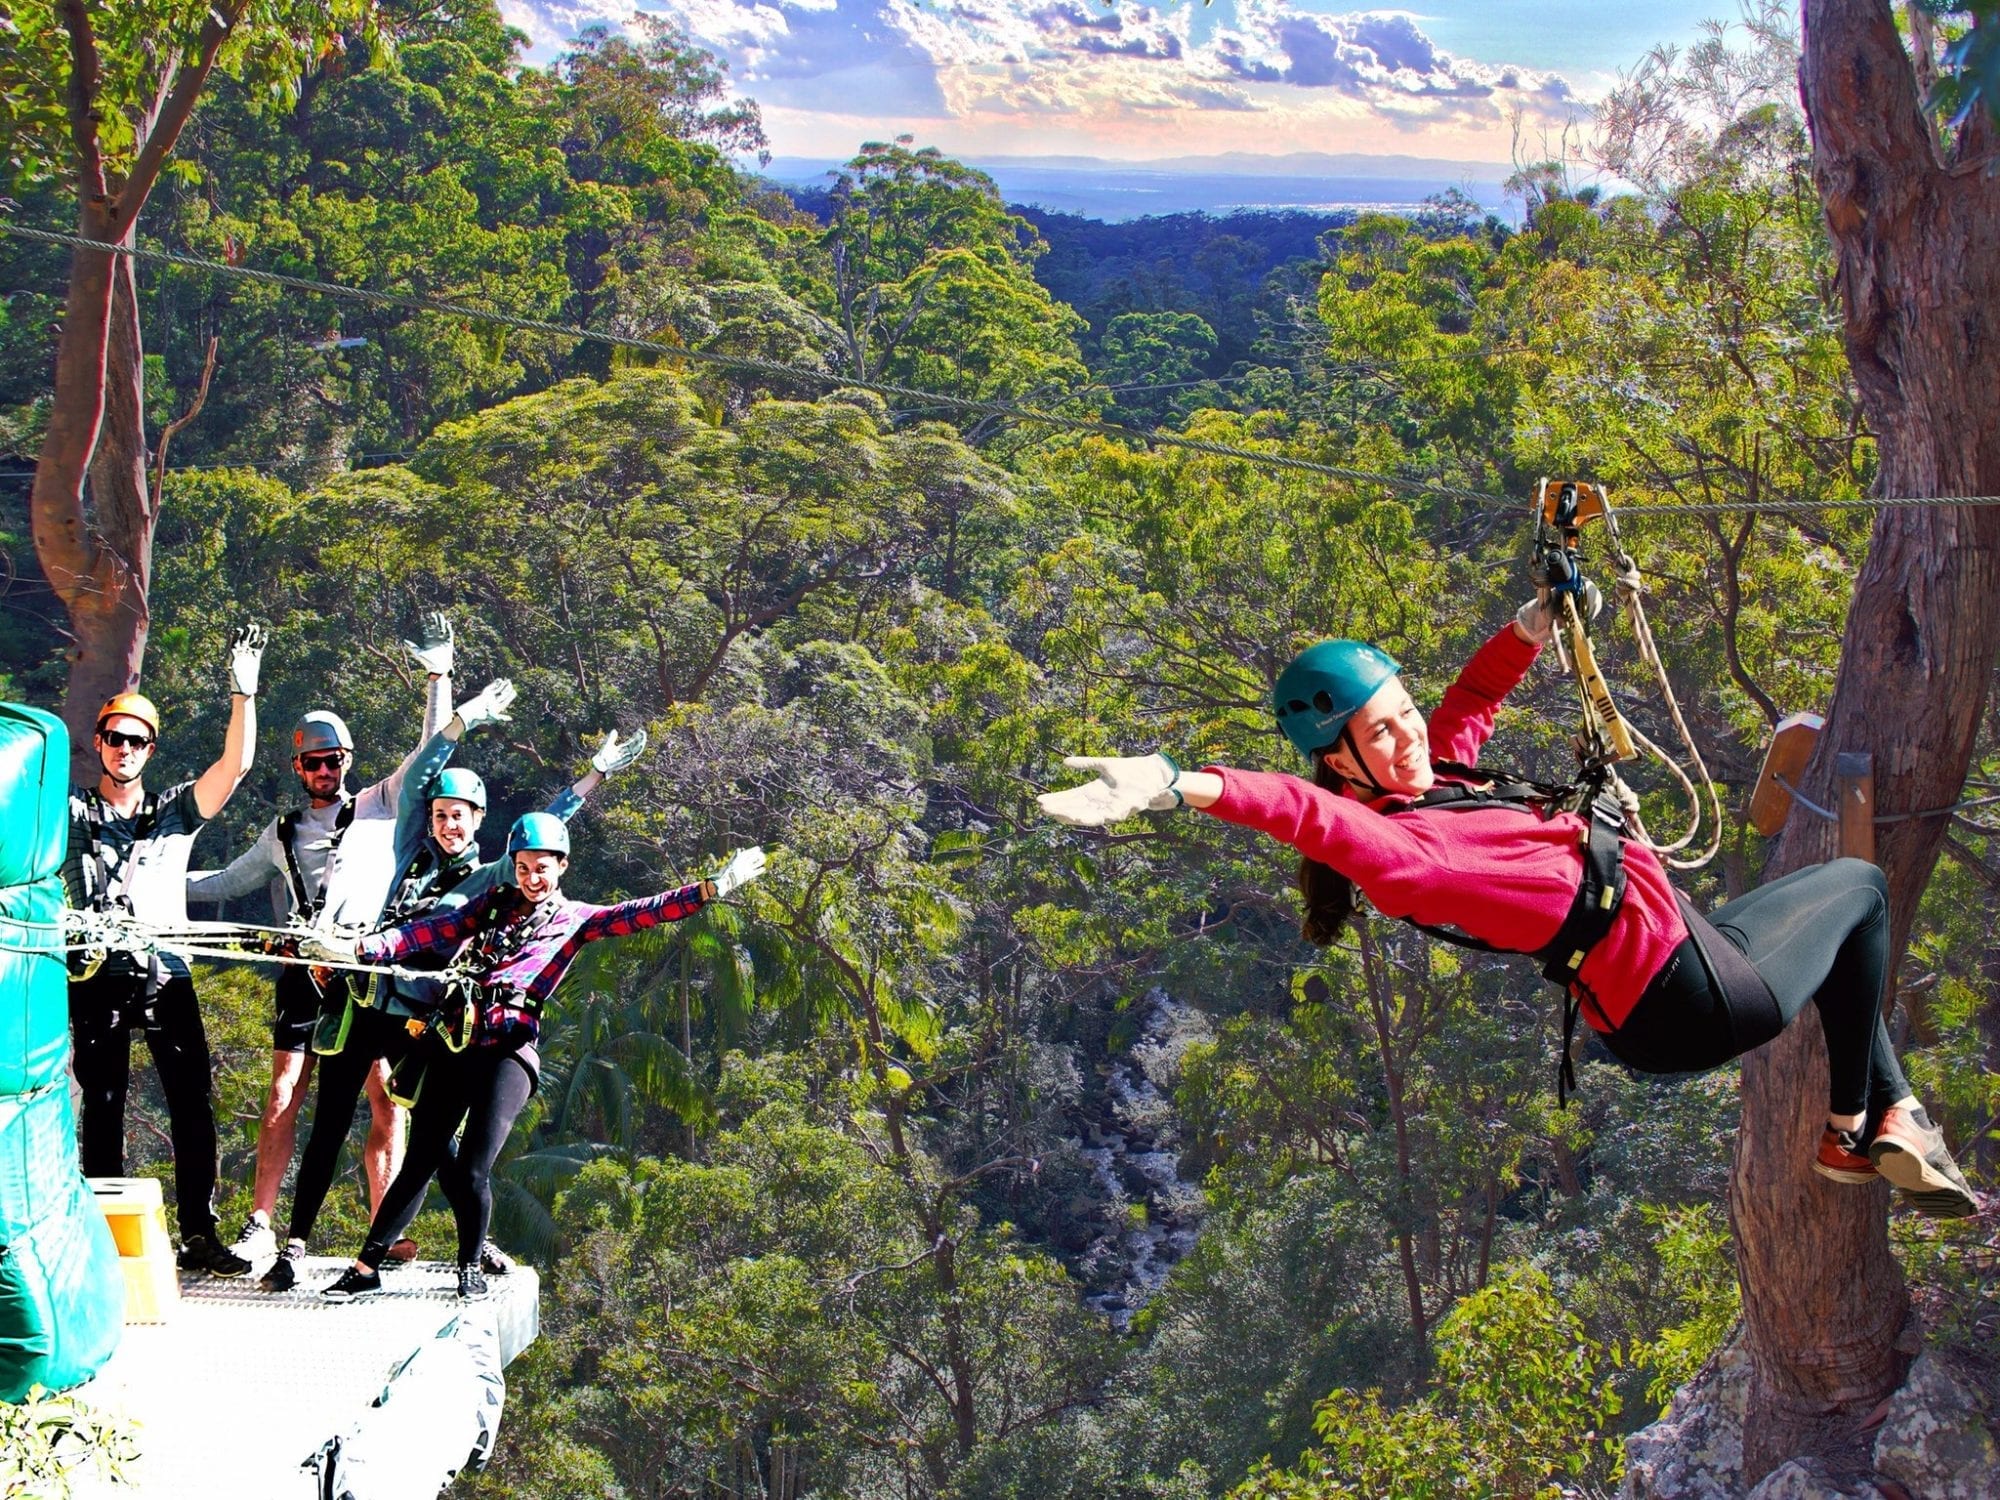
[298,751,347,772]
[100,730,154,750]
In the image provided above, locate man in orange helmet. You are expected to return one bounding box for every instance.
[64,624,266,1274]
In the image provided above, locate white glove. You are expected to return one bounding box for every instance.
[708,845,767,898]
[591,727,648,776]
[455,677,517,734]
[403,612,455,677]
[227,623,267,696]
[299,932,359,964]
[1036,754,1182,828]
[1518,582,1602,644]
[1611,554,1644,602]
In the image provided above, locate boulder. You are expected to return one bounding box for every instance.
[1744,1458,1888,1500]
[1621,1343,1749,1499]
[1871,1353,2000,1500]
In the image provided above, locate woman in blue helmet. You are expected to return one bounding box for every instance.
[1040,606,1978,1221]
[305,815,767,1300]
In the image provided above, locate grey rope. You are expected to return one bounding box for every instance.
[1771,771,2000,826]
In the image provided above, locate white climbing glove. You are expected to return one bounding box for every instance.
[591,727,648,776]
[1036,753,1183,828]
[708,845,767,899]
[227,623,267,696]
[1611,554,1644,603]
[454,677,517,734]
[299,931,359,965]
[1518,582,1602,644]
[403,612,455,677]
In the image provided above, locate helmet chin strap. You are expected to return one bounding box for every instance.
[1334,726,1393,798]
[102,761,144,787]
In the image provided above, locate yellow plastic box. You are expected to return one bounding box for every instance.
[89,1176,172,1323]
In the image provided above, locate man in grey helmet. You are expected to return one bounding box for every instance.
[188,615,516,1270]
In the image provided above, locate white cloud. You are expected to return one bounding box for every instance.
[500,1,1586,159]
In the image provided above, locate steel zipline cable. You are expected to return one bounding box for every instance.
[10,221,2000,524]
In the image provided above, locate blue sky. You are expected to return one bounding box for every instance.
[501,1,1739,164]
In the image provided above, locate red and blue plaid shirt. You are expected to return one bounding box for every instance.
[356,881,707,1012]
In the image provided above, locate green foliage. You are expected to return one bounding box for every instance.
[1231,1265,1623,1499]
[3,6,1996,1500]
[0,1385,138,1499]
[1629,1203,1741,1410]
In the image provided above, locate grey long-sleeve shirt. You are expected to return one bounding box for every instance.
[187,676,454,928]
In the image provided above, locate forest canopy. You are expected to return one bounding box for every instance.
[1,3,1996,1498]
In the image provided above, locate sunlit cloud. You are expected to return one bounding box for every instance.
[498,1,1587,160]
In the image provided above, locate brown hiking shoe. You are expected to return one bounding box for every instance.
[1812,1126,1877,1185]
[1869,1104,1980,1219]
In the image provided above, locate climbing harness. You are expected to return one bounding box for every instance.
[1377,759,1629,1104]
[1530,479,1723,872]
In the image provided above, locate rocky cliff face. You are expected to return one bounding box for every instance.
[1068,988,1213,1330]
[1622,1338,1999,1500]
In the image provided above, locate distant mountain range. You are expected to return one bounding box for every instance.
[759,151,1515,223]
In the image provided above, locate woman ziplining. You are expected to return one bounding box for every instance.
[300,816,768,1301]
[1037,590,1982,1222]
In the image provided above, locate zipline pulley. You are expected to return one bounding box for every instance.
[1528,478,1722,871]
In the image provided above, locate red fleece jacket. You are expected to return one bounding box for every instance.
[1202,626,1686,1030]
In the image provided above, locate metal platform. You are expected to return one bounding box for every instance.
[70,1258,538,1497]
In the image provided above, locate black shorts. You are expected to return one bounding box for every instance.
[273,966,332,1053]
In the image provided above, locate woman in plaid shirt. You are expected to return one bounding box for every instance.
[306,813,766,1301]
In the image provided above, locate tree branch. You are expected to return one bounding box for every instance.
[111,2,249,241]
[150,336,218,514]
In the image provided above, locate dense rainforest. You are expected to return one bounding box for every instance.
[1,2,1995,1497]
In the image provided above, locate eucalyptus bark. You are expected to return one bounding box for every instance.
[29,1,243,775]
[1729,0,2000,1478]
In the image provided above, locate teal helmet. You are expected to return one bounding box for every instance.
[428,766,487,810]
[506,811,569,859]
[1272,641,1401,759]
[293,710,353,754]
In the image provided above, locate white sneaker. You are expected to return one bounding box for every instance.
[230,1215,277,1265]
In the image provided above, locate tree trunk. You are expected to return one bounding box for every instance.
[31,209,153,779]
[1731,1,2000,1478]
[31,0,242,775]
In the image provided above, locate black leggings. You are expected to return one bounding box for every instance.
[69,972,220,1241]
[1607,859,1910,1118]
[286,1006,410,1244]
[358,1046,535,1270]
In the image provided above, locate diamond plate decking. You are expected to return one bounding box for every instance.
[69,1257,539,1498]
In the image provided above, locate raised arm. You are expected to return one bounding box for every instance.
[192,625,265,819]
[566,726,648,808]
[566,845,764,948]
[404,612,456,741]
[365,676,515,822]
[1426,623,1541,768]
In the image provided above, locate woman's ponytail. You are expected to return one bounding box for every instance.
[1297,753,1357,945]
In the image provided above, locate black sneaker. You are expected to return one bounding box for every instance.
[321,1266,383,1303]
[478,1240,515,1276]
[260,1242,305,1293]
[456,1264,490,1301]
[178,1233,253,1278]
